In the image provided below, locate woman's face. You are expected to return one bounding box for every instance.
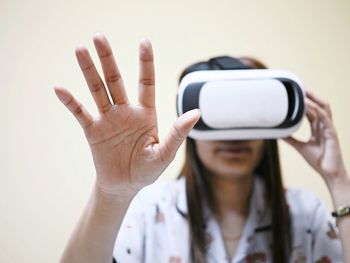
[195,140,265,179]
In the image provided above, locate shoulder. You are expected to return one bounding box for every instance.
[286,187,323,212]
[285,187,331,229]
[284,188,343,260]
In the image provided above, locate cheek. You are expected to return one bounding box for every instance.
[195,142,215,165]
[195,141,224,174]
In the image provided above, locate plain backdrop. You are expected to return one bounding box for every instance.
[0,0,349,262]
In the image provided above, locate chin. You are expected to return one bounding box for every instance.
[211,165,254,180]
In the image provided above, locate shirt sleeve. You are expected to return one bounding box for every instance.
[310,199,344,263]
[112,194,146,263]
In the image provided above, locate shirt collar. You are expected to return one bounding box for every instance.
[175,175,272,262]
[175,175,270,226]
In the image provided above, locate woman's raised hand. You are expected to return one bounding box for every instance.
[54,34,200,197]
[284,91,347,184]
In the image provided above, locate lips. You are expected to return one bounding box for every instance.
[215,142,252,157]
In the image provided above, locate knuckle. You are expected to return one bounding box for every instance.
[63,96,74,106]
[140,56,153,63]
[113,96,127,105]
[140,78,155,86]
[99,51,112,59]
[81,63,94,72]
[99,103,111,113]
[82,118,94,129]
[90,82,103,93]
[172,126,184,142]
[106,73,122,84]
[161,144,175,165]
[73,103,83,116]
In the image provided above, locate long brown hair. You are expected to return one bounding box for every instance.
[179,56,291,262]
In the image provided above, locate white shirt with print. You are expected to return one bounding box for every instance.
[113,176,343,263]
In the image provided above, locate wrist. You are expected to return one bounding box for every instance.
[326,170,350,208]
[93,180,138,207]
[322,163,347,180]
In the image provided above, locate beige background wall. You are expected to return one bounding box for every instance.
[0,0,349,262]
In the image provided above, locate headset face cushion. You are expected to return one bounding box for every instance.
[177,70,305,140]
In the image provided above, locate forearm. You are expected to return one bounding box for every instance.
[327,170,350,263]
[60,181,136,263]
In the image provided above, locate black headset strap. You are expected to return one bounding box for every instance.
[208,56,251,70]
[179,56,252,82]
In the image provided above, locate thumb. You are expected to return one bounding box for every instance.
[158,109,201,165]
[283,136,305,152]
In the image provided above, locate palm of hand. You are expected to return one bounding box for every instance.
[85,105,162,192]
[54,34,200,196]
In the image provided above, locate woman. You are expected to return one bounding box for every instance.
[54,34,349,262]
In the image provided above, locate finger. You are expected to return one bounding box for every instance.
[93,33,129,105]
[158,109,201,164]
[54,86,94,128]
[306,90,327,107]
[138,38,155,108]
[306,90,332,119]
[305,101,317,123]
[306,100,330,143]
[75,45,112,113]
[308,99,333,128]
[305,101,318,140]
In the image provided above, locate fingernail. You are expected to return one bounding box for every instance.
[75,44,87,55]
[93,32,105,41]
[139,38,153,60]
[192,108,201,115]
[139,37,152,50]
[185,109,201,120]
[54,87,70,104]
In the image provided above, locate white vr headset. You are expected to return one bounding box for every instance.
[177,69,305,140]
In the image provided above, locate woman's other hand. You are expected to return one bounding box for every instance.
[54,34,200,198]
[284,91,348,185]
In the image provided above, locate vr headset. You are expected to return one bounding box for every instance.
[176,57,305,140]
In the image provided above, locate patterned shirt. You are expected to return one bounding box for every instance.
[113,176,343,262]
